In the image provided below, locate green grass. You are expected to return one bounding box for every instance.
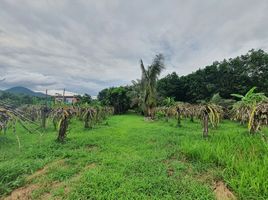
[0,114,268,199]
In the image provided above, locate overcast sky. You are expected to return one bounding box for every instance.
[0,0,268,95]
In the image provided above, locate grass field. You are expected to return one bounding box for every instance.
[0,114,268,200]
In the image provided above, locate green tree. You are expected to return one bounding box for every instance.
[127,80,143,113]
[75,93,92,105]
[157,49,268,103]
[140,54,165,118]
[157,72,182,101]
[98,87,130,114]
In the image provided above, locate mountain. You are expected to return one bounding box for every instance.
[5,86,46,97]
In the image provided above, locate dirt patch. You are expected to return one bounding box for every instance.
[214,181,236,200]
[67,163,96,183]
[162,156,177,164]
[38,193,52,200]
[84,163,96,170]
[194,169,215,184]
[3,184,39,200]
[163,156,193,177]
[144,117,154,121]
[40,163,97,199]
[3,160,65,200]
[39,181,68,200]
[163,157,236,199]
[26,159,65,181]
[167,167,174,177]
[3,162,96,200]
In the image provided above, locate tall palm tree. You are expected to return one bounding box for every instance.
[140,54,165,119]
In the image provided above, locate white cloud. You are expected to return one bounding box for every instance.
[0,0,268,94]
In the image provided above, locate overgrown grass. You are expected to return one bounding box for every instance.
[0,114,267,199]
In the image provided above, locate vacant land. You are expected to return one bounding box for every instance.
[0,114,267,200]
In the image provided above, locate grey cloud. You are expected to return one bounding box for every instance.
[0,0,268,94]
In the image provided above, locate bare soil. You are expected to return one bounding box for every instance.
[214,181,237,200]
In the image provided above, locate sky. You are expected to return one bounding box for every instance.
[0,0,268,95]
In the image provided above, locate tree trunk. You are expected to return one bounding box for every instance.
[31,112,35,122]
[146,107,151,119]
[190,114,194,122]
[84,112,90,129]
[148,107,151,118]
[203,113,209,138]
[250,120,258,135]
[41,107,47,129]
[177,108,181,127]
[151,107,155,119]
[57,116,68,142]
[165,113,169,122]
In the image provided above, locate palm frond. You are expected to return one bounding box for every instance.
[231,94,244,99]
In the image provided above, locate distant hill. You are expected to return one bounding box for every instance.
[5,86,46,97]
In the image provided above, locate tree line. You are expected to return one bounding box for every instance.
[0,92,45,106]
[98,49,268,113]
[157,49,268,103]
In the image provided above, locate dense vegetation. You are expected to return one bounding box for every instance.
[98,49,268,110]
[0,91,46,106]
[98,87,131,114]
[157,49,268,102]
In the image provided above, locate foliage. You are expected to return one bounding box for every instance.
[200,104,222,138]
[81,107,96,129]
[0,100,114,143]
[127,79,143,113]
[231,87,268,133]
[98,86,130,114]
[74,93,92,105]
[0,102,42,149]
[248,102,268,133]
[0,92,32,106]
[0,107,16,134]
[157,49,268,102]
[160,97,176,107]
[155,102,223,138]
[50,105,114,141]
[50,107,74,142]
[140,54,165,118]
[231,87,267,105]
[0,91,51,107]
[210,93,235,118]
[18,105,42,122]
[157,72,183,101]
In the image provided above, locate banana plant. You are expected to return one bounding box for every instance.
[231,87,268,133]
[231,87,267,104]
